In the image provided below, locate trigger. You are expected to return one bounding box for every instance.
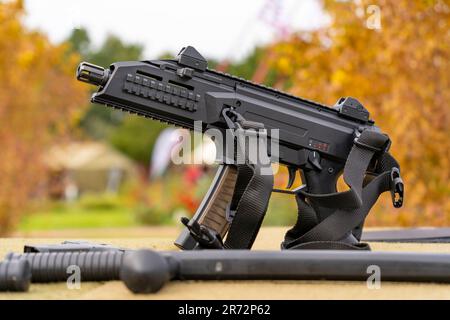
[286,166,297,189]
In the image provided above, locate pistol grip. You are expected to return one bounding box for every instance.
[301,158,344,221]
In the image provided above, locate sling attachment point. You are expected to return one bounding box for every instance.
[180,217,224,249]
[390,168,404,208]
[222,108,265,132]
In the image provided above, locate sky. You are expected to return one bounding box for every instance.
[23,0,328,61]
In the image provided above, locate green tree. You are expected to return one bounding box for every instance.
[227,47,278,86]
[66,29,167,164]
[109,117,167,164]
[67,28,90,57]
[86,34,143,66]
[70,30,145,139]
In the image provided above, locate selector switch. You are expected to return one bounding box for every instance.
[308,151,322,171]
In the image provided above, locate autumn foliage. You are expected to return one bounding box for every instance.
[0,0,449,233]
[269,0,449,225]
[0,1,88,233]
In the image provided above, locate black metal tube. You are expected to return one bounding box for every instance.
[165,250,450,282]
[120,249,450,293]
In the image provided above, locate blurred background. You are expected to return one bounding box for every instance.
[0,0,448,237]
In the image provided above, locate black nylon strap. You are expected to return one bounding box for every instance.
[283,172,391,249]
[282,130,401,251]
[283,194,317,245]
[224,163,273,249]
[285,240,370,250]
[229,164,254,212]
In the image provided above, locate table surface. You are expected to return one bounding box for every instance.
[1,227,450,300]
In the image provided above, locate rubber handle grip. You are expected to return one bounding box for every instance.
[0,259,31,292]
[6,251,124,283]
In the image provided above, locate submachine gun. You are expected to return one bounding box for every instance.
[75,46,404,251]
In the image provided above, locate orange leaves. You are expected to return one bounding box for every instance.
[270,0,450,225]
[0,1,89,234]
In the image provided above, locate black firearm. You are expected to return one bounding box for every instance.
[77,46,404,251]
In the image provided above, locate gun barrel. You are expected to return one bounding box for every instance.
[76,62,110,86]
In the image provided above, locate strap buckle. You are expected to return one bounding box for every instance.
[353,137,391,153]
[390,168,404,208]
[180,217,224,249]
[353,130,391,153]
[222,108,244,130]
[222,108,265,132]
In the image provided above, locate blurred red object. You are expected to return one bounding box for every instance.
[183,166,203,185]
[178,193,199,213]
